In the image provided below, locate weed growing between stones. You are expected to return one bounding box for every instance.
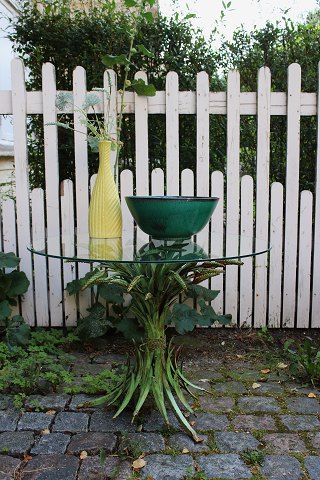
[241,449,265,466]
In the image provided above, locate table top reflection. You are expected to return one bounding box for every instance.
[29,230,270,264]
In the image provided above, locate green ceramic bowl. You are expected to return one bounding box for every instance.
[125,196,219,240]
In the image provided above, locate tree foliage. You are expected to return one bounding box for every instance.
[217,20,320,189]
[8,2,320,191]
[8,0,221,187]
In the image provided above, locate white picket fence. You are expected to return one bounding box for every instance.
[0,58,319,329]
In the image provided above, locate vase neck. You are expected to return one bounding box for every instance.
[98,141,112,175]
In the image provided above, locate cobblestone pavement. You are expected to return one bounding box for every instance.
[1,352,320,479]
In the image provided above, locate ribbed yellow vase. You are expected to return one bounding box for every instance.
[89,140,122,239]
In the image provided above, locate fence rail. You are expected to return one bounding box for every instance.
[0,58,319,329]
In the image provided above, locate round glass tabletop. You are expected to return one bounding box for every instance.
[29,230,270,264]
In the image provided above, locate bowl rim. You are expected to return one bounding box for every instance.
[125,196,219,202]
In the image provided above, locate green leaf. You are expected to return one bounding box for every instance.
[145,0,156,6]
[6,271,30,298]
[87,136,99,152]
[124,0,137,6]
[141,11,154,23]
[0,252,20,269]
[0,275,13,300]
[98,284,125,304]
[166,303,201,335]
[184,13,196,19]
[115,316,144,342]
[0,300,11,321]
[76,302,112,339]
[198,298,232,326]
[136,44,154,58]
[66,269,101,294]
[6,315,31,347]
[131,79,156,96]
[102,54,130,67]
[187,284,220,302]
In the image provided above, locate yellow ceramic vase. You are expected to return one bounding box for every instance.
[89,140,122,239]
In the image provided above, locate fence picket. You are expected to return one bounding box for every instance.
[61,180,77,326]
[151,168,164,196]
[210,171,224,314]
[297,191,313,328]
[240,176,253,327]
[311,62,320,328]
[2,199,19,317]
[2,199,16,255]
[31,189,49,326]
[135,71,149,245]
[120,169,134,255]
[166,72,179,196]
[282,63,301,327]
[105,70,117,179]
[73,66,91,315]
[268,182,284,328]
[42,63,63,326]
[254,67,271,328]
[225,70,241,322]
[11,58,35,325]
[196,72,210,277]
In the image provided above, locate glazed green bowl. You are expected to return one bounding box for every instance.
[125,196,219,240]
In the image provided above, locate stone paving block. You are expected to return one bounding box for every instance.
[78,456,131,480]
[309,432,320,450]
[280,414,320,431]
[191,368,224,381]
[0,410,20,431]
[52,412,89,433]
[90,410,139,433]
[230,370,259,381]
[211,381,247,394]
[199,395,235,412]
[191,412,230,431]
[18,412,54,432]
[21,454,79,479]
[0,395,13,410]
[69,394,101,412]
[215,432,260,453]
[31,433,71,455]
[232,414,277,431]
[168,433,210,453]
[260,454,303,480]
[249,383,283,394]
[25,395,70,412]
[238,396,280,413]
[140,454,194,480]
[0,455,22,480]
[286,397,320,414]
[286,384,320,396]
[197,454,252,479]
[0,431,34,457]
[142,410,180,432]
[119,432,165,454]
[262,433,307,453]
[67,432,117,455]
[305,456,320,480]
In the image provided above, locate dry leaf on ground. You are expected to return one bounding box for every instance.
[308,393,317,398]
[181,448,190,454]
[260,369,271,374]
[252,383,261,389]
[80,451,88,460]
[277,362,288,369]
[133,459,146,470]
